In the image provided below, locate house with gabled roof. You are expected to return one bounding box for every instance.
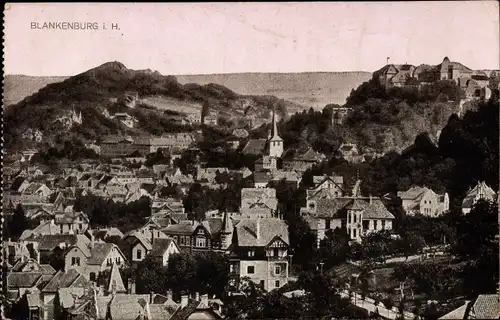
[398,186,449,217]
[119,231,155,267]
[20,219,62,241]
[63,236,128,283]
[302,194,395,245]
[282,147,326,173]
[40,268,92,320]
[240,188,278,219]
[462,181,497,214]
[149,238,181,266]
[228,218,290,292]
[55,209,90,234]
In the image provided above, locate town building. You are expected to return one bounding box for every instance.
[240,188,278,219]
[111,113,137,128]
[228,218,290,292]
[330,107,353,125]
[63,235,128,282]
[301,180,395,245]
[398,186,449,217]
[462,181,497,214]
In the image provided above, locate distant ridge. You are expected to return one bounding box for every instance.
[176,71,372,107]
[5,71,372,107]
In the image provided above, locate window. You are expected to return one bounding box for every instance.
[353,229,357,239]
[348,214,351,224]
[137,250,142,260]
[325,219,331,229]
[275,266,281,275]
[382,220,386,229]
[90,272,96,282]
[248,250,255,257]
[363,220,369,230]
[247,266,255,274]
[71,257,80,266]
[180,237,185,245]
[374,220,379,229]
[260,280,265,289]
[196,237,207,247]
[273,248,279,257]
[275,280,280,288]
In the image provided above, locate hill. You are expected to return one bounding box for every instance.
[177,71,372,109]
[3,62,300,152]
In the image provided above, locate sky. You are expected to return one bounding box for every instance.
[4,2,499,76]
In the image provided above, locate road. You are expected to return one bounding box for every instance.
[340,290,416,320]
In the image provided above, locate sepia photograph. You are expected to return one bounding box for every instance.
[2,2,499,319]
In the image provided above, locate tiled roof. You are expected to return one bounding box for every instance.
[149,238,175,257]
[203,218,224,237]
[149,303,180,320]
[462,181,497,209]
[315,198,352,218]
[242,139,268,155]
[162,222,196,236]
[472,294,500,319]
[87,243,115,265]
[172,299,220,320]
[26,291,43,308]
[107,294,152,320]
[105,262,126,293]
[40,264,57,274]
[254,171,272,184]
[30,234,80,251]
[57,287,86,309]
[234,218,289,247]
[241,188,277,211]
[55,211,89,224]
[271,170,301,182]
[397,186,428,200]
[438,301,470,319]
[8,272,43,288]
[42,269,86,293]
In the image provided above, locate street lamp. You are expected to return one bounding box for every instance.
[319,262,324,274]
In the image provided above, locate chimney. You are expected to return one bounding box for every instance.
[369,195,373,205]
[90,232,95,249]
[150,291,154,303]
[256,219,260,240]
[201,294,209,306]
[167,290,173,301]
[195,292,200,301]
[181,294,189,308]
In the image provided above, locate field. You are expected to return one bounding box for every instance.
[140,96,201,114]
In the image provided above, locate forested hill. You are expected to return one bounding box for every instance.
[4,61,301,151]
[300,95,498,209]
[279,76,473,155]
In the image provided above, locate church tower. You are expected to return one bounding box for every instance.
[220,211,234,250]
[268,107,284,158]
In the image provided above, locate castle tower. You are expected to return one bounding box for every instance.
[220,211,233,250]
[268,107,284,158]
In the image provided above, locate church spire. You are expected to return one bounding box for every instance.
[268,105,284,158]
[270,106,283,141]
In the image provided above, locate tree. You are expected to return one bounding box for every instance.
[9,205,30,240]
[396,231,426,261]
[136,255,167,294]
[452,200,499,296]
